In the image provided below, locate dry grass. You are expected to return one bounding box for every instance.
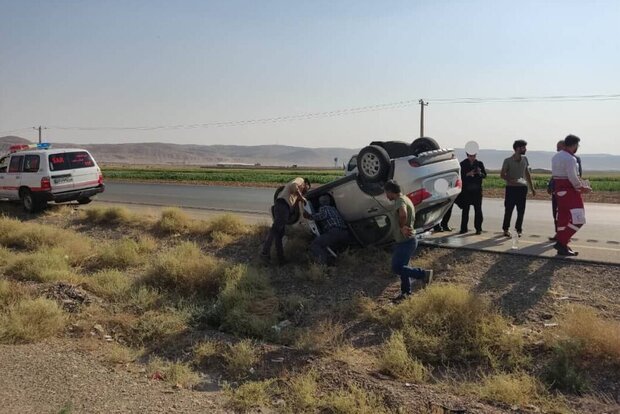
[146,357,200,388]
[156,208,193,233]
[84,269,132,301]
[386,284,524,368]
[193,339,221,365]
[213,265,280,338]
[0,217,93,265]
[224,379,276,413]
[322,384,390,414]
[93,237,156,269]
[553,305,620,363]
[207,214,246,236]
[474,372,546,407]
[81,206,143,226]
[103,343,142,364]
[295,318,346,353]
[294,262,329,282]
[127,286,162,311]
[142,241,225,296]
[0,279,32,307]
[5,250,83,284]
[134,310,189,344]
[0,298,66,343]
[224,339,259,378]
[378,331,429,383]
[285,370,319,412]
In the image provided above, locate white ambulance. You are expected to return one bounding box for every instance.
[0,143,105,212]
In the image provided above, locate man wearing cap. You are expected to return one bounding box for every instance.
[458,151,487,234]
[305,195,350,266]
[551,134,590,256]
[500,140,536,237]
[261,177,311,265]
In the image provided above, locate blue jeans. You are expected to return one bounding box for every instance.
[391,238,425,294]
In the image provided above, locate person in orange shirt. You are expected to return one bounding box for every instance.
[261,177,310,265]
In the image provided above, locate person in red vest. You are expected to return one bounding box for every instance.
[551,135,591,256]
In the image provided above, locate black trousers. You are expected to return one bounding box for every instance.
[262,199,290,259]
[551,193,558,232]
[502,186,528,233]
[461,192,483,232]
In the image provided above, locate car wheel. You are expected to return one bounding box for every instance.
[273,186,300,225]
[358,145,390,183]
[411,137,440,155]
[77,197,92,205]
[20,189,41,213]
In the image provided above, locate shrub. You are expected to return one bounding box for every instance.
[81,206,136,225]
[285,370,319,412]
[146,357,200,388]
[386,284,524,367]
[476,372,544,407]
[128,286,161,311]
[5,250,81,284]
[94,238,153,269]
[224,339,259,378]
[544,339,588,394]
[156,208,191,233]
[84,269,132,301]
[207,214,246,236]
[294,262,329,282]
[142,242,225,296]
[322,384,389,414]
[104,343,141,364]
[134,310,188,344]
[0,279,31,307]
[554,305,620,363]
[378,331,428,382]
[0,298,66,343]
[193,340,221,365]
[224,379,276,413]
[295,319,346,353]
[209,231,234,248]
[212,265,280,338]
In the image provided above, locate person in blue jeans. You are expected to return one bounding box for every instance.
[384,180,433,300]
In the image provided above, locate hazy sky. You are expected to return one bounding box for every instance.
[1,0,619,154]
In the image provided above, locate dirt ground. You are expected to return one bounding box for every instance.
[1,205,619,413]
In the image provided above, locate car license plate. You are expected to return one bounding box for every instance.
[53,176,73,184]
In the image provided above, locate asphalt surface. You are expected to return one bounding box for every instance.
[97,182,620,265]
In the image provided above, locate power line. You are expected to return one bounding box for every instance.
[2,93,619,134]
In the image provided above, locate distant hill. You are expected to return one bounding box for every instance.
[1,136,619,171]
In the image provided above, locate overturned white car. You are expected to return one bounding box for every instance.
[277,137,462,247]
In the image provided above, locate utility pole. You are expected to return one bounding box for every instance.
[33,126,47,144]
[418,99,428,137]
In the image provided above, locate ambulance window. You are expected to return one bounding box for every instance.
[8,156,24,173]
[23,155,40,173]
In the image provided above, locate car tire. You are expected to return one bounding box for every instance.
[358,145,390,183]
[20,189,42,213]
[411,137,440,155]
[77,197,92,205]
[273,185,300,225]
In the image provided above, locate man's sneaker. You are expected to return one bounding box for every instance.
[475,229,482,235]
[433,225,444,232]
[548,236,557,241]
[503,230,511,237]
[517,232,523,238]
[423,269,434,286]
[553,242,577,256]
[459,229,468,234]
[442,226,453,232]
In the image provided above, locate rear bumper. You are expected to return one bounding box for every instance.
[38,184,105,202]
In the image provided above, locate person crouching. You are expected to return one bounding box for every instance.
[306,195,350,266]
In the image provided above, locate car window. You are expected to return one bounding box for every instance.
[0,156,8,173]
[23,155,40,173]
[8,155,24,173]
[347,156,357,171]
[49,151,95,171]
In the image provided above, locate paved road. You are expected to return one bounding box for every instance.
[97,182,620,264]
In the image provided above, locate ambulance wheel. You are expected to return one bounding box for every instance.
[20,189,43,213]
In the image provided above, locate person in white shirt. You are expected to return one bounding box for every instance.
[551,135,591,256]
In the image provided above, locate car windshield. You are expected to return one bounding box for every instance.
[48,151,95,171]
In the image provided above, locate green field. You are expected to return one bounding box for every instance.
[101,166,620,192]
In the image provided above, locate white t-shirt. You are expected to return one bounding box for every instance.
[551,150,581,189]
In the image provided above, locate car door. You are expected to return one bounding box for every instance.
[1,155,24,199]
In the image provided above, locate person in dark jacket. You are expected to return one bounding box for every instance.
[457,152,487,234]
